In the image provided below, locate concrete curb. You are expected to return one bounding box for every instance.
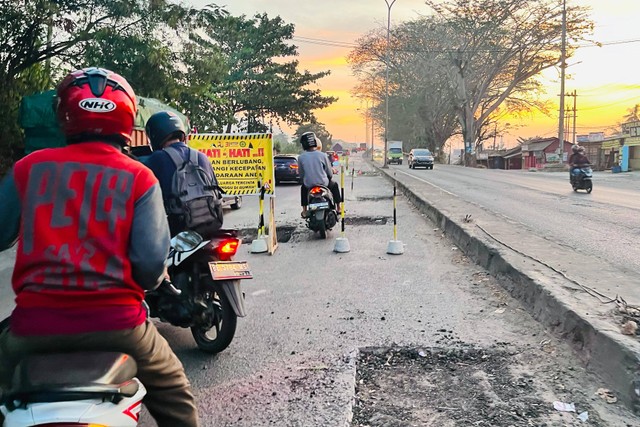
[375,164,640,413]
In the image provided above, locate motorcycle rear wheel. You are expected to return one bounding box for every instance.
[318,220,327,239]
[191,285,238,354]
[586,182,593,193]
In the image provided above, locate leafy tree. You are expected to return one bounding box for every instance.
[82,4,228,123]
[424,0,592,159]
[623,104,640,123]
[349,0,593,165]
[0,0,159,173]
[199,13,337,133]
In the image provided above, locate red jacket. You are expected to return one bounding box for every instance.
[10,142,168,335]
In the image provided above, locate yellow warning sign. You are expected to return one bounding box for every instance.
[188,133,274,195]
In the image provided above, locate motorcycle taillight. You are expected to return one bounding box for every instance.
[309,186,325,196]
[215,238,240,261]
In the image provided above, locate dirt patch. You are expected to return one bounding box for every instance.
[345,216,390,226]
[238,225,296,243]
[352,346,607,427]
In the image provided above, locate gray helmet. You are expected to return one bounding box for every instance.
[571,144,580,153]
[145,111,186,151]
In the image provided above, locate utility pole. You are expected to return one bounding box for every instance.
[383,0,397,169]
[371,109,375,161]
[570,90,578,144]
[492,122,498,151]
[557,0,567,163]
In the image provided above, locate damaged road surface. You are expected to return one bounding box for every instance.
[353,346,619,427]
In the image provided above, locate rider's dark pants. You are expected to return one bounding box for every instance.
[301,181,342,206]
[0,320,199,427]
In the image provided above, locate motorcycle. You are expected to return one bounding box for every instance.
[145,229,252,354]
[1,350,145,426]
[0,229,251,426]
[570,165,593,193]
[304,185,339,239]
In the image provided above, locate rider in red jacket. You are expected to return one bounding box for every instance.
[0,68,198,426]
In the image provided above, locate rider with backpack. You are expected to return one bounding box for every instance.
[144,111,223,237]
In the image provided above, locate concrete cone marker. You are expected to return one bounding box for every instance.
[251,182,268,253]
[387,173,404,255]
[334,165,350,253]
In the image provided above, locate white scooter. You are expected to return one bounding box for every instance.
[1,351,145,426]
[1,230,250,425]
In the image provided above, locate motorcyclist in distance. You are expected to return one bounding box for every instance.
[297,132,342,218]
[0,67,199,427]
[569,144,590,184]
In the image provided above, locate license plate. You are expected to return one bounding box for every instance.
[209,261,253,280]
[308,202,329,210]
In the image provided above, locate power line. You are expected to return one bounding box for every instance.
[291,35,640,51]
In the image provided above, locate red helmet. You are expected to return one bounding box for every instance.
[56,67,137,144]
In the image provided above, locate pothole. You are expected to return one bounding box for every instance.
[356,196,394,201]
[238,225,296,243]
[345,216,389,226]
[352,345,604,427]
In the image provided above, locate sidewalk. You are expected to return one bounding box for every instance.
[373,161,640,413]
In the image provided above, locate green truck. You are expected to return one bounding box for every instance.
[387,140,403,165]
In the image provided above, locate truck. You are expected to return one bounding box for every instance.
[387,141,403,165]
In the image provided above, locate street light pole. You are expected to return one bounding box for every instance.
[383,0,397,169]
[557,0,567,163]
[371,105,375,160]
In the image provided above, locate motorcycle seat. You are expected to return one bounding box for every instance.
[205,228,239,238]
[4,352,139,408]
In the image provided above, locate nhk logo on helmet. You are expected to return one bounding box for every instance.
[79,98,117,113]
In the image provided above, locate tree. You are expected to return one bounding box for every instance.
[424,0,592,160]
[624,104,640,123]
[199,13,337,133]
[0,0,160,173]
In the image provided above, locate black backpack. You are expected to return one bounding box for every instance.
[164,148,223,236]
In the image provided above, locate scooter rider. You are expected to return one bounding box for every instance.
[0,68,199,427]
[569,144,590,184]
[298,131,342,217]
[144,110,223,237]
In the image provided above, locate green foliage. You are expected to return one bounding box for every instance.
[201,13,337,132]
[273,132,299,154]
[0,1,336,175]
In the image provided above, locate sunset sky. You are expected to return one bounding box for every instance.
[199,0,640,148]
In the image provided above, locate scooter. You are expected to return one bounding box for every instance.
[570,165,593,193]
[0,230,251,426]
[145,229,252,354]
[304,185,339,239]
[1,350,146,426]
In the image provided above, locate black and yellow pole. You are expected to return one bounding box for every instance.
[334,165,350,252]
[251,178,268,253]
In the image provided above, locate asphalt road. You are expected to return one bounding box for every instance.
[387,163,640,276]
[0,155,637,425]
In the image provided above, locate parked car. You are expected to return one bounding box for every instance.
[274,154,301,184]
[222,195,243,210]
[408,148,434,169]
